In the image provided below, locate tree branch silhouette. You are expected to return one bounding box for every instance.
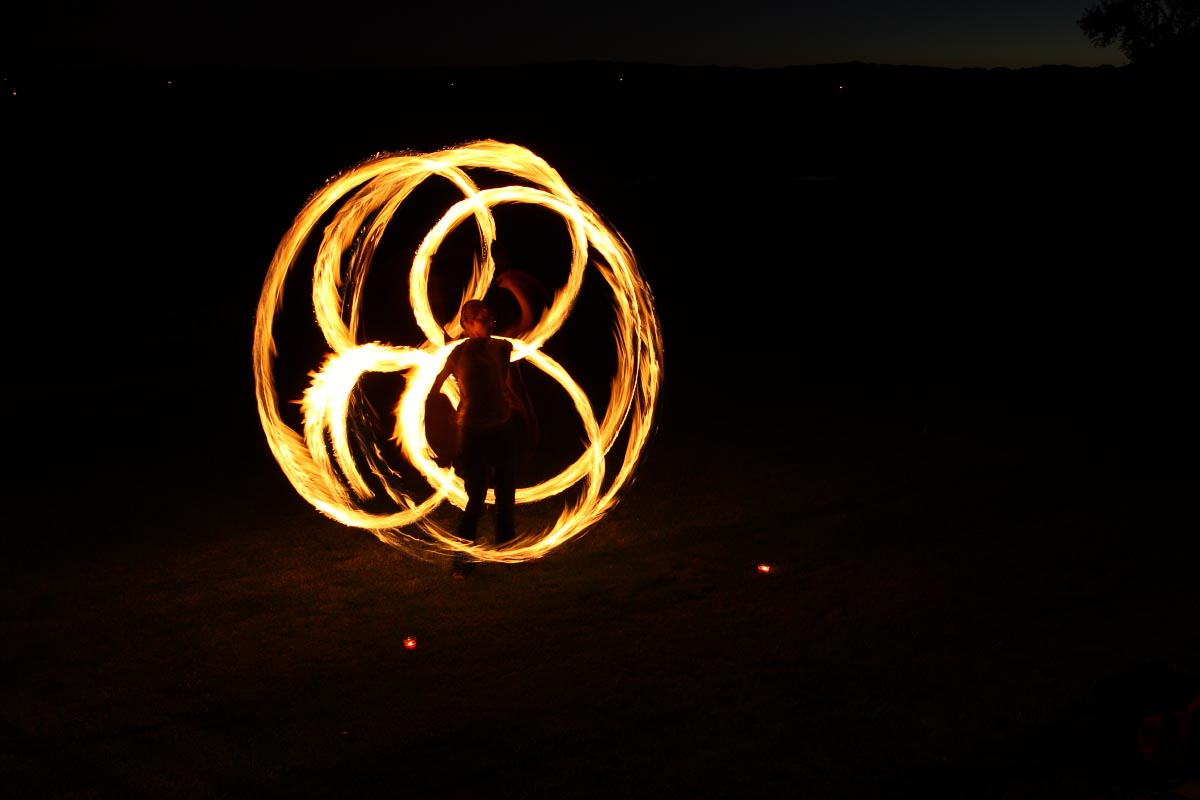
[1078,0,1200,69]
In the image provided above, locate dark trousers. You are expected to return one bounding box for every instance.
[456,423,516,544]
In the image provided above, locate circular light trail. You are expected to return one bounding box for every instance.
[253,140,663,563]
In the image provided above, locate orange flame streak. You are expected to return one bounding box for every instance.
[253,140,663,562]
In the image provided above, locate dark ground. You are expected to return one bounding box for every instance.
[2,64,1198,799]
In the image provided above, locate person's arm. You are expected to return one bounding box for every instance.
[432,343,461,396]
[426,348,460,466]
[432,358,453,395]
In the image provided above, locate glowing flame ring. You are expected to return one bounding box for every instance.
[253,140,663,562]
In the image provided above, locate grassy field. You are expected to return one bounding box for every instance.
[4,343,1198,799]
[4,68,1197,799]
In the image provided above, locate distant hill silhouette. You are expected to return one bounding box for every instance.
[4,58,1137,101]
[8,56,1191,198]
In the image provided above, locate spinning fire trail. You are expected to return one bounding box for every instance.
[253,140,664,564]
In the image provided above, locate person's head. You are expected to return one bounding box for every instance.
[460,299,496,338]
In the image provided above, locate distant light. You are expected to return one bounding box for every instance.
[404,636,417,649]
[757,563,772,574]
[837,85,844,90]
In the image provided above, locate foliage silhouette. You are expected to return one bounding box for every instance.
[1078,0,1200,70]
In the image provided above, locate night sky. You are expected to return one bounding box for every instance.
[7,0,1125,71]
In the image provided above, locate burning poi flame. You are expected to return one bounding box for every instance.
[253,140,664,563]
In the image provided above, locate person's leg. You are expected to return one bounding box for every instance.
[457,431,487,541]
[492,426,517,545]
[454,430,487,575]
